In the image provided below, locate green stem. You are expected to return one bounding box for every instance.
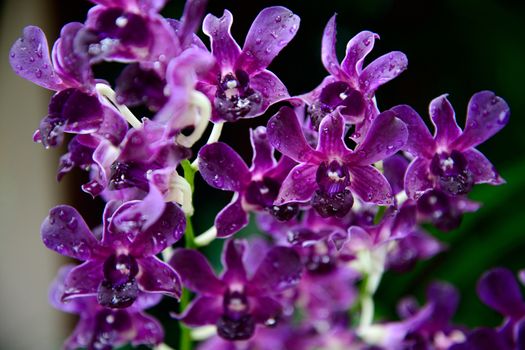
[179,159,197,350]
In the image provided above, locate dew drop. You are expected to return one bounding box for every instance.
[29,56,35,63]
[265,47,272,54]
[35,69,43,78]
[255,38,262,45]
[270,31,278,39]
[10,52,15,58]
[289,25,297,34]
[363,38,371,46]
[274,15,282,23]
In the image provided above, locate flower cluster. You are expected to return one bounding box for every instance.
[10,0,512,349]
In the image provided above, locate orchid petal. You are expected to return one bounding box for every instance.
[237,6,300,74]
[199,142,251,192]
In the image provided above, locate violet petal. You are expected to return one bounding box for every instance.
[41,205,99,260]
[137,256,182,298]
[451,91,510,150]
[250,296,282,324]
[202,10,241,70]
[237,6,300,74]
[199,142,251,192]
[390,104,436,158]
[321,15,346,80]
[249,70,290,110]
[429,94,462,147]
[267,106,316,162]
[248,246,302,294]
[358,51,408,94]
[179,296,223,326]
[404,157,432,199]
[341,30,379,78]
[250,126,275,173]
[131,313,164,347]
[169,249,225,295]
[463,148,505,185]
[347,111,408,166]
[275,163,318,204]
[63,260,104,300]
[215,196,250,238]
[221,239,248,284]
[316,110,349,157]
[10,26,64,90]
[130,202,186,257]
[348,165,393,205]
[477,267,525,318]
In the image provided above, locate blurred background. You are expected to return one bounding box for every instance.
[1,0,524,348]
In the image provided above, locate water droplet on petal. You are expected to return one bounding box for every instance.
[274,15,282,23]
[35,69,42,78]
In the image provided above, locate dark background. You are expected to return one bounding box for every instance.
[8,0,525,347]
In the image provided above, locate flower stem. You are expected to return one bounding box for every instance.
[179,159,197,350]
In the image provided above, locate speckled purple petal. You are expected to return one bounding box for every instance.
[108,186,166,244]
[429,94,461,147]
[341,30,379,78]
[137,256,181,298]
[41,205,99,260]
[221,239,248,284]
[179,296,223,326]
[250,126,275,173]
[215,196,250,238]
[248,246,301,295]
[463,148,505,185]
[62,260,104,300]
[250,296,282,324]
[237,6,299,74]
[130,202,186,257]
[349,165,393,205]
[169,249,225,295]
[199,142,251,192]
[131,312,164,347]
[10,26,64,90]
[62,91,104,134]
[383,154,409,195]
[49,265,82,313]
[320,15,345,80]
[175,0,207,46]
[390,104,436,158]
[202,10,241,70]
[249,70,290,108]
[358,51,407,94]
[316,110,349,157]
[451,91,510,150]
[82,140,119,197]
[449,328,511,350]
[347,111,407,166]
[267,106,316,162]
[404,158,432,199]
[275,163,318,204]
[477,268,525,318]
[53,22,93,88]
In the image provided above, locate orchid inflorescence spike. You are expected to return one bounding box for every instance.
[9,0,514,349]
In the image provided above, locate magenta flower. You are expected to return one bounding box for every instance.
[169,239,302,340]
[198,126,297,237]
[267,106,407,217]
[302,15,407,133]
[50,265,164,350]
[41,189,185,308]
[392,91,509,199]
[197,7,300,122]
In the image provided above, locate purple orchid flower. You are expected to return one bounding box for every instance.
[50,265,164,350]
[10,25,130,149]
[392,92,509,199]
[451,267,525,350]
[41,188,185,308]
[370,282,465,350]
[197,6,300,122]
[302,15,407,134]
[84,118,190,199]
[114,0,210,111]
[169,239,302,341]
[198,126,297,237]
[267,106,408,217]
